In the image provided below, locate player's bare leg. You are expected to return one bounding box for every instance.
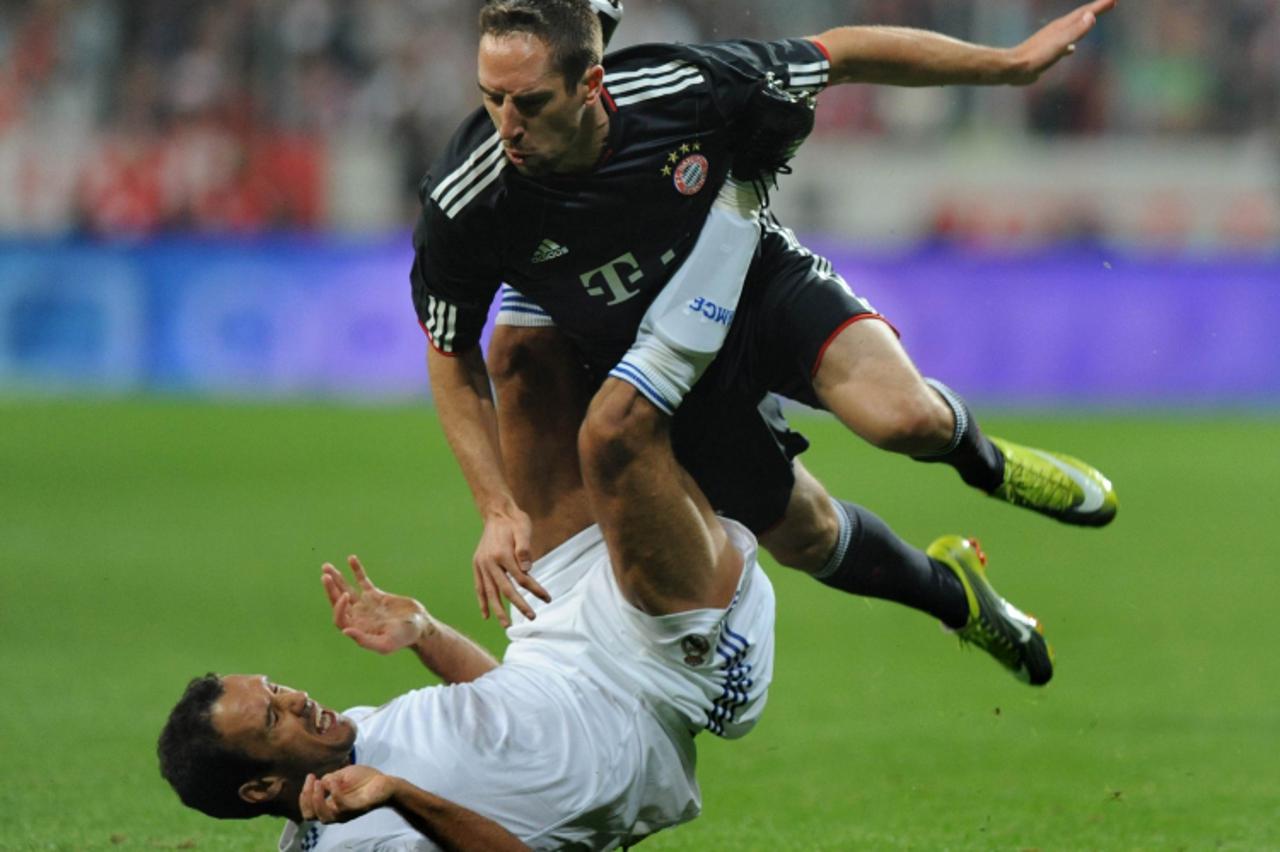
[579,379,741,616]
[487,325,594,561]
[756,461,841,570]
[811,318,959,455]
[579,176,765,614]
[811,318,1116,525]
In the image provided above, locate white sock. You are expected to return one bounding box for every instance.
[609,178,762,413]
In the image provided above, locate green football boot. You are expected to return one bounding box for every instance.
[989,437,1118,527]
[929,536,1053,686]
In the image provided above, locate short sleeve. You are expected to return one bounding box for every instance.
[687,38,831,119]
[409,191,501,356]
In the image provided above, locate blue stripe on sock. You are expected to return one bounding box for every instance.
[609,362,676,415]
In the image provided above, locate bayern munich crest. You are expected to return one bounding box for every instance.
[673,154,709,196]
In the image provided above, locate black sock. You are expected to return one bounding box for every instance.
[815,499,969,629]
[914,378,1005,493]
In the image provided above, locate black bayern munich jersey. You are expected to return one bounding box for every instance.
[411,37,831,371]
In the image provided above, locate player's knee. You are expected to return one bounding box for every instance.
[578,382,666,483]
[762,516,844,570]
[864,391,953,454]
[760,490,840,573]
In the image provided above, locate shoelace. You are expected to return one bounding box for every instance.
[1004,459,1079,510]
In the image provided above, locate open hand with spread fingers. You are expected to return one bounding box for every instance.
[321,556,431,655]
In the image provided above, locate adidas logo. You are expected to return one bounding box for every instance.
[531,239,569,264]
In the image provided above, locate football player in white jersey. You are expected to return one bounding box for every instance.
[157,344,776,850]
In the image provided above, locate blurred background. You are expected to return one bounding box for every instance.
[1,0,1276,403]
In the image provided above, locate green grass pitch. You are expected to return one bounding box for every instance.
[2,399,1278,851]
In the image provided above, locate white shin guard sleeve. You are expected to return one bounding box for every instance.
[609,179,763,414]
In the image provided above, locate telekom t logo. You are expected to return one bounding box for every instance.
[579,252,643,306]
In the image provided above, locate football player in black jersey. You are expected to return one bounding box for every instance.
[415,0,1118,686]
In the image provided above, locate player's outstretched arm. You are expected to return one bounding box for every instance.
[301,767,530,851]
[322,555,498,684]
[815,0,1114,87]
[427,346,551,627]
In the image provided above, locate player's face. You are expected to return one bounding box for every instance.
[478,33,601,176]
[212,675,356,773]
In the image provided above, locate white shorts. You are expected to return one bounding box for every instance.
[279,522,774,852]
[504,519,776,741]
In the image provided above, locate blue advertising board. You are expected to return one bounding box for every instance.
[2,237,1277,405]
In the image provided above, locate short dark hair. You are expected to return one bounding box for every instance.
[157,674,272,820]
[479,0,602,90]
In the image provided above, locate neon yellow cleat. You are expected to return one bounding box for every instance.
[929,536,1053,686]
[989,437,1118,527]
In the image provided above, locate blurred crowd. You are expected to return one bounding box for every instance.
[1,0,1277,234]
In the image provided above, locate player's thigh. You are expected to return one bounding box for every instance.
[487,322,594,552]
[737,235,949,449]
[737,226,885,407]
[810,319,952,451]
[488,325,592,413]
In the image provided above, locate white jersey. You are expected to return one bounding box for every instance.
[280,520,775,852]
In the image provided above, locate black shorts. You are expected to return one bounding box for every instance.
[670,218,882,532]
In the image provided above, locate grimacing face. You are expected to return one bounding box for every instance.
[477,32,602,176]
[212,675,356,780]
